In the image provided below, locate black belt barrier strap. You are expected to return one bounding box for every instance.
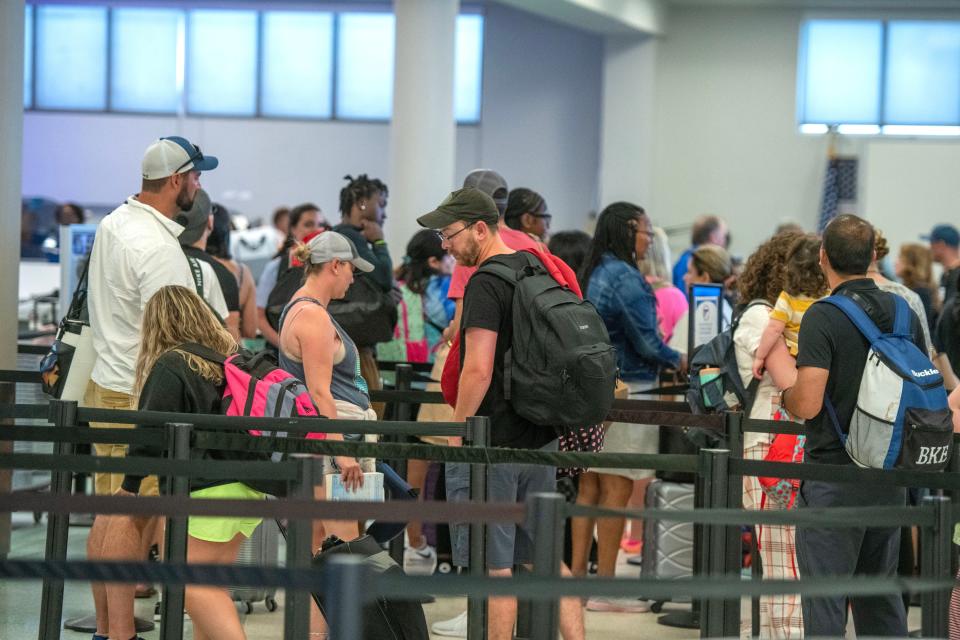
[0,370,41,384]
[0,425,165,447]
[741,419,805,435]
[733,458,960,491]
[566,504,937,528]
[0,493,525,523]
[0,559,951,602]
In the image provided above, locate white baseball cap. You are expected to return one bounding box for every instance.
[305,232,374,272]
[141,136,219,180]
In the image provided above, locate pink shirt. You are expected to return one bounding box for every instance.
[447,226,544,299]
[650,279,688,343]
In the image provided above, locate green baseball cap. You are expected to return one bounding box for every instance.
[417,188,499,230]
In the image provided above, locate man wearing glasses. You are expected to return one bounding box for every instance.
[85,136,221,640]
[418,189,585,640]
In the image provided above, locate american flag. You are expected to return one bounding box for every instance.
[817,156,858,233]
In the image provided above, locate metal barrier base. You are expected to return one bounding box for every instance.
[657,610,698,629]
[64,614,155,633]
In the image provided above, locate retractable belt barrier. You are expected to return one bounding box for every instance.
[2,369,960,640]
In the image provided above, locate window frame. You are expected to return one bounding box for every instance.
[798,16,960,137]
[23,1,484,126]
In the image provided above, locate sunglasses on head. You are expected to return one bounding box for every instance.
[172,143,204,175]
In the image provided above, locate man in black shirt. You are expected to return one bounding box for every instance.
[418,189,584,640]
[784,215,918,637]
[178,189,241,337]
[926,224,960,306]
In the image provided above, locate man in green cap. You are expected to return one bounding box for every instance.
[417,188,585,640]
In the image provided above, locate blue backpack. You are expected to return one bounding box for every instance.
[822,294,953,471]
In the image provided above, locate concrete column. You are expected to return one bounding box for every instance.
[387,0,459,259]
[599,34,658,209]
[0,0,26,559]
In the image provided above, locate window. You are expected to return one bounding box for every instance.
[455,14,484,123]
[26,3,484,123]
[261,11,334,118]
[24,4,32,109]
[186,9,258,116]
[336,13,396,120]
[35,5,108,110]
[799,19,960,133]
[111,8,182,113]
[885,21,960,126]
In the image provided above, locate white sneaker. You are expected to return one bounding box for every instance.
[403,543,438,576]
[585,596,651,613]
[431,610,468,637]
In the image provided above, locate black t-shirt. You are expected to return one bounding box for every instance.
[941,267,960,305]
[184,246,240,312]
[934,297,960,374]
[796,278,926,465]
[460,252,555,450]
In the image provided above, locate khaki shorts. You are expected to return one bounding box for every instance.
[84,380,159,497]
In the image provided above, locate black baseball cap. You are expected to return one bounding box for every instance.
[417,188,499,230]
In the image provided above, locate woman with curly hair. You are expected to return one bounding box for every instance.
[732,231,806,639]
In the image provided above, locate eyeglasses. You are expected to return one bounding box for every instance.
[436,221,477,243]
[173,143,204,175]
[530,212,552,221]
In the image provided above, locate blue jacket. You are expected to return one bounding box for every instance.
[588,253,681,382]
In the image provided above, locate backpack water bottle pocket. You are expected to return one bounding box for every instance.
[847,406,897,469]
[897,407,953,471]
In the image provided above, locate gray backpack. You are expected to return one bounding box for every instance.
[477,252,618,428]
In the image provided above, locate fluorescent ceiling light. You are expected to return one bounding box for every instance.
[799,124,829,134]
[836,124,881,135]
[882,125,960,137]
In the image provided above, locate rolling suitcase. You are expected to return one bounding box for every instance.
[641,480,694,611]
[230,518,280,614]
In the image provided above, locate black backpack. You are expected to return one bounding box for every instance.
[477,252,618,428]
[264,252,304,333]
[685,300,767,415]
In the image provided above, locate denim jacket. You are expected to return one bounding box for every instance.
[587,253,681,382]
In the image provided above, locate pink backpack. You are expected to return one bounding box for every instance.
[177,343,326,447]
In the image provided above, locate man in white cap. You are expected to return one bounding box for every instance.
[85,136,222,640]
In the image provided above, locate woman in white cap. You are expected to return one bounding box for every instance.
[276,231,376,633]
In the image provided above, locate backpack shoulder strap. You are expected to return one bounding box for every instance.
[175,342,226,365]
[891,294,912,337]
[820,294,883,343]
[186,255,204,298]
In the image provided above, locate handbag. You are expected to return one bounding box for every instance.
[39,249,97,401]
[328,276,399,347]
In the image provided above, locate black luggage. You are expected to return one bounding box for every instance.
[313,534,429,640]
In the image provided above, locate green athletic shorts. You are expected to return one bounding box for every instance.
[188,482,265,543]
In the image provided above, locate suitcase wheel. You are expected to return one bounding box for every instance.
[437,561,452,574]
[651,601,663,614]
[245,601,254,615]
[266,596,278,612]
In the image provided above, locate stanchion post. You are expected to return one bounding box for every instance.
[529,493,564,640]
[921,495,951,639]
[388,364,414,565]
[723,414,745,637]
[284,455,317,640]
[38,399,78,640]
[466,415,490,640]
[698,448,734,639]
[159,422,192,640]
[323,555,370,640]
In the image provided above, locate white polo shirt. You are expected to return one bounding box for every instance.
[88,196,228,394]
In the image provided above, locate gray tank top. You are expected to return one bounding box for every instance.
[278,296,370,410]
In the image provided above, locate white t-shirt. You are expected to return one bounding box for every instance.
[88,197,227,394]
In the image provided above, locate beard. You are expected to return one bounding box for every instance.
[175,179,194,211]
[452,236,482,267]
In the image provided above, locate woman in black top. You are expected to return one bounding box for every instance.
[101,285,253,640]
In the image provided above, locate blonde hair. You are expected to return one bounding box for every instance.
[691,244,732,283]
[638,227,673,283]
[293,240,330,278]
[134,285,237,394]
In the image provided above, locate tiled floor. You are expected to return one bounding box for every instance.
[0,513,921,639]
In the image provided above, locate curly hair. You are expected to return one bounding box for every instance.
[873,229,890,262]
[737,231,804,304]
[784,234,829,298]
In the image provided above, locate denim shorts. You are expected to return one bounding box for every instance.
[446,440,557,570]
